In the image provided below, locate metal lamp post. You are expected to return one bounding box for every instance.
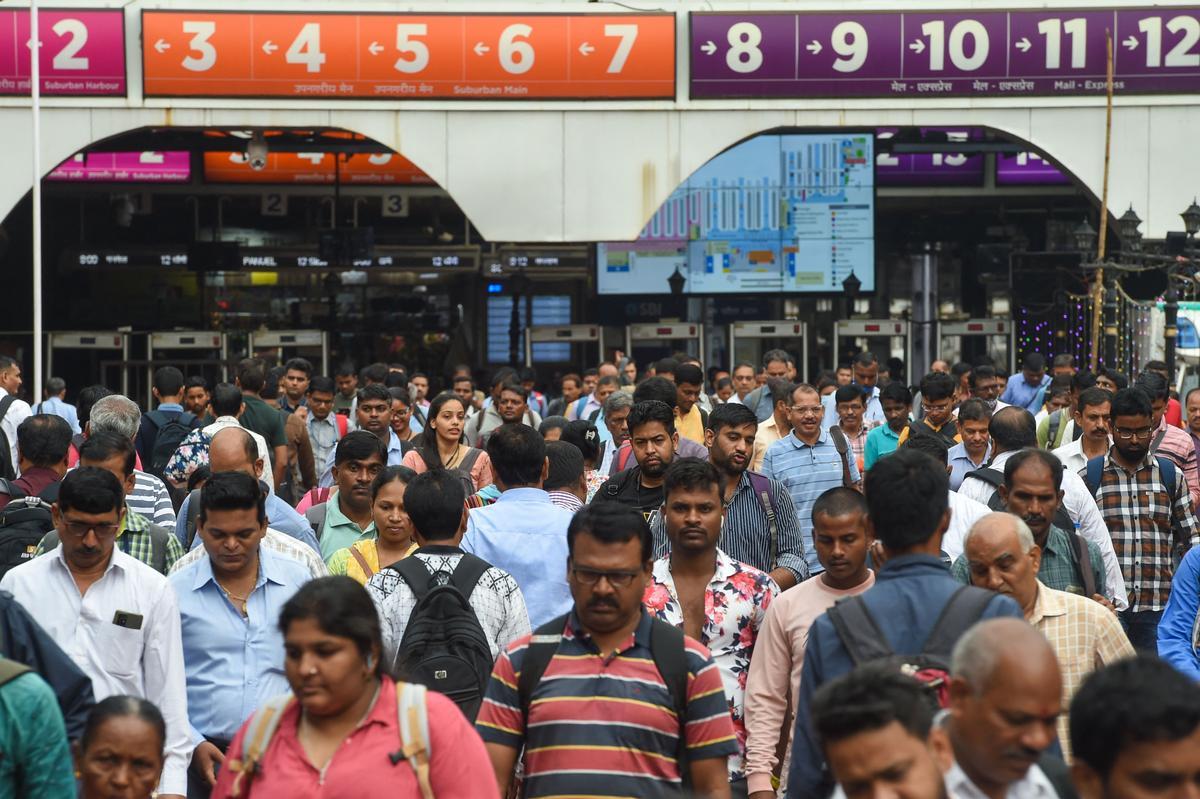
[667,266,686,320]
[841,270,862,319]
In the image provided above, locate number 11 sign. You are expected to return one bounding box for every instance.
[691,9,1200,98]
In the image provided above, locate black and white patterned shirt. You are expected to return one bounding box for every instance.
[365,545,531,665]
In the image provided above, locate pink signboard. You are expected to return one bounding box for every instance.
[48,151,191,183]
[0,9,126,96]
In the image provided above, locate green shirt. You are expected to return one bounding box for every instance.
[0,668,76,799]
[240,394,287,448]
[319,494,376,562]
[864,423,904,470]
[952,524,1107,598]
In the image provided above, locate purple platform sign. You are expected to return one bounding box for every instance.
[691,8,1200,98]
[48,152,191,183]
[0,9,126,96]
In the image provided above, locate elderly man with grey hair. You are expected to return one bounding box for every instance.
[87,394,176,527]
[961,512,1133,763]
[598,390,634,476]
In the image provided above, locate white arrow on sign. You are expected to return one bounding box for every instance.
[701,40,717,55]
[262,40,278,55]
[154,38,170,54]
[1123,34,1139,50]
[806,40,822,55]
[1015,37,1031,52]
[368,41,383,56]
[579,41,595,56]
[908,39,926,54]
[473,41,490,56]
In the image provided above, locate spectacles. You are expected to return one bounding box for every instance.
[1114,427,1154,440]
[570,566,640,588]
[790,406,823,416]
[62,520,119,539]
[921,402,953,412]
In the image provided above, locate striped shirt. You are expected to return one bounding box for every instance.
[1152,414,1200,508]
[475,611,738,798]
[761,430,861,574]
[127,470,176,529]
[1084,450,1200,611]
[650,471,810,581]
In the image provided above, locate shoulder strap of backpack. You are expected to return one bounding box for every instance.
[305,504,328,540]
[226,694,295,798]
[964,467,1003,488]
[458,448,482,476]
[394,682,434,799]
[1065,528,1097,598]
[394,555,434,598]
[574,397,588,419]
[826,595,894,665]
[1152,427,1168,453]
[146,409,170,430]
[349,546,375,580]
[148,522,169,574]
[923,586,996,655]
[1156,456,1178,501]
[185,488,202,547]
[746,471,778,566]
[1046,410,1062,447]
[828,427,853,487]
[0,656,30,688]
[448,552,490,599]
[1085,455,1106,496]
[518,614,570,722]
[0,395,17,426]
[648,618,688,722]
[0,478,23,500]
[698,407,708,429]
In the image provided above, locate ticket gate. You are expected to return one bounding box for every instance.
[46,331,131,398]
[625,322,704,367]
[727,321,809,383]
[833,320,912,379]
[524,324,604,368]
[248,330,329,376]
[936,319,1015,373]
[145,331,228,408]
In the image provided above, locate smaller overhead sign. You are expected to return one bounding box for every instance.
[203,152,436,185]
[48,152,191,183]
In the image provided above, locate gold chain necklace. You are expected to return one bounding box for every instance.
[217,581,250,617]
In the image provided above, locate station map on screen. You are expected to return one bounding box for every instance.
[597,133,875,295]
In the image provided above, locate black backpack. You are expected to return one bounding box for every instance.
[907,418,959,449]
[826,586,995,707]
[393,552,494,720]
[144,410,198,481]
[0,480,60,581]
[0,396,17,482]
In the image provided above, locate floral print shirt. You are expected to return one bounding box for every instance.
[643,548,778,781]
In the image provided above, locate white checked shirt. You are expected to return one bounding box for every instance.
[170,527,329,579]
[0,545,192,795]
[365,547,530,665]
[944,759,1059,799]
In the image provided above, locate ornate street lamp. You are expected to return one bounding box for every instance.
[667,266,687,320]
[1073,218,1098,256]
[1118,205,1143,252]
[1182,198,1200,239]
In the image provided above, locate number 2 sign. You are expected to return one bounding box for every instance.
[0,9,126,96]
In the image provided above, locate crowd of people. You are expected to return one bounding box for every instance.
[0,346,1198,798]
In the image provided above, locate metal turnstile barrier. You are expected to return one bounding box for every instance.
[524,325,604,368]
[248,330,329,376]
[145,332,228,409]
[626,323,705,368]
[47,331,130,397]
[834,320,912,380]
[936,319,1016,374]
[727,321,808,383]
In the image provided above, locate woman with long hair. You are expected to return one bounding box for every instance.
[326,466,419,584]
[401,392,493,491]
[212,577,497,798]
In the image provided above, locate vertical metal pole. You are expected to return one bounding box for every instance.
[1103,276,1120,367]
[921,243,933,380]
[625,327,632,361]
[220,335,228,382]
[321,332,329,377]
[121,335,129,396]
[801,323,809,383]
[698,325,705,371]
[1165,283,1179,384]
[31,0,43,400]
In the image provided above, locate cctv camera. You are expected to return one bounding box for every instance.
[246,133,268,171]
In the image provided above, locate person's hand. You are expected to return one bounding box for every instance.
[191,741,225,786]
[294,406,309,422]
[1092,593,1117,614]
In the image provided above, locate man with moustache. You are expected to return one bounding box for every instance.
[651,403,807,588]
[318,383,409,487]
[307,431,385,562]
[1052,388,1112,473]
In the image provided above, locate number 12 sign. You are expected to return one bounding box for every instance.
[142,11,674,100]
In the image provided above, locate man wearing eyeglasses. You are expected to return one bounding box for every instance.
[1081,387,1200,653]
[897,372,961,448]
[0,467,191,799]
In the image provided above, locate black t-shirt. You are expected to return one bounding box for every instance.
[592,466,664,526]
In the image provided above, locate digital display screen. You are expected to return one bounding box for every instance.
[597,133,875,295]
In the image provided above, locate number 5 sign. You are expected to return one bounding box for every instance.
[142,11,674,99]
[0,9,126,96]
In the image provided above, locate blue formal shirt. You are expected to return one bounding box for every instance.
[1158,545,1200,680]
[461,487,575,628]
[179,492,320,555]
[947,441,992,491]
[32,397,80,435]
[168,548,311,742]
[820,386,885,430]
[785,555,1023,798]
[318,429,406,488]
[1000,373,1051,412]
[761,430,862,574]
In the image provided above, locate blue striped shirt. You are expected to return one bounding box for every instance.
[650,471,810,581]
[761,430,861,574]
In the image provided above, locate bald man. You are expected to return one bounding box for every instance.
[962,514,1133,762]
[945,618,1075,798]
[175,428,319,554]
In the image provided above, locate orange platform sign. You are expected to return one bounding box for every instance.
[142,11,675,100]
[204,151,436,185]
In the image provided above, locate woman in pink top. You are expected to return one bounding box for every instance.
[212,577,497,799]
[401,393,494,491]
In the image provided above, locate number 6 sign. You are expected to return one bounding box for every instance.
[0,9,126,96]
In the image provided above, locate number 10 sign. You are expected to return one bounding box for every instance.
[690,9,1200,98]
